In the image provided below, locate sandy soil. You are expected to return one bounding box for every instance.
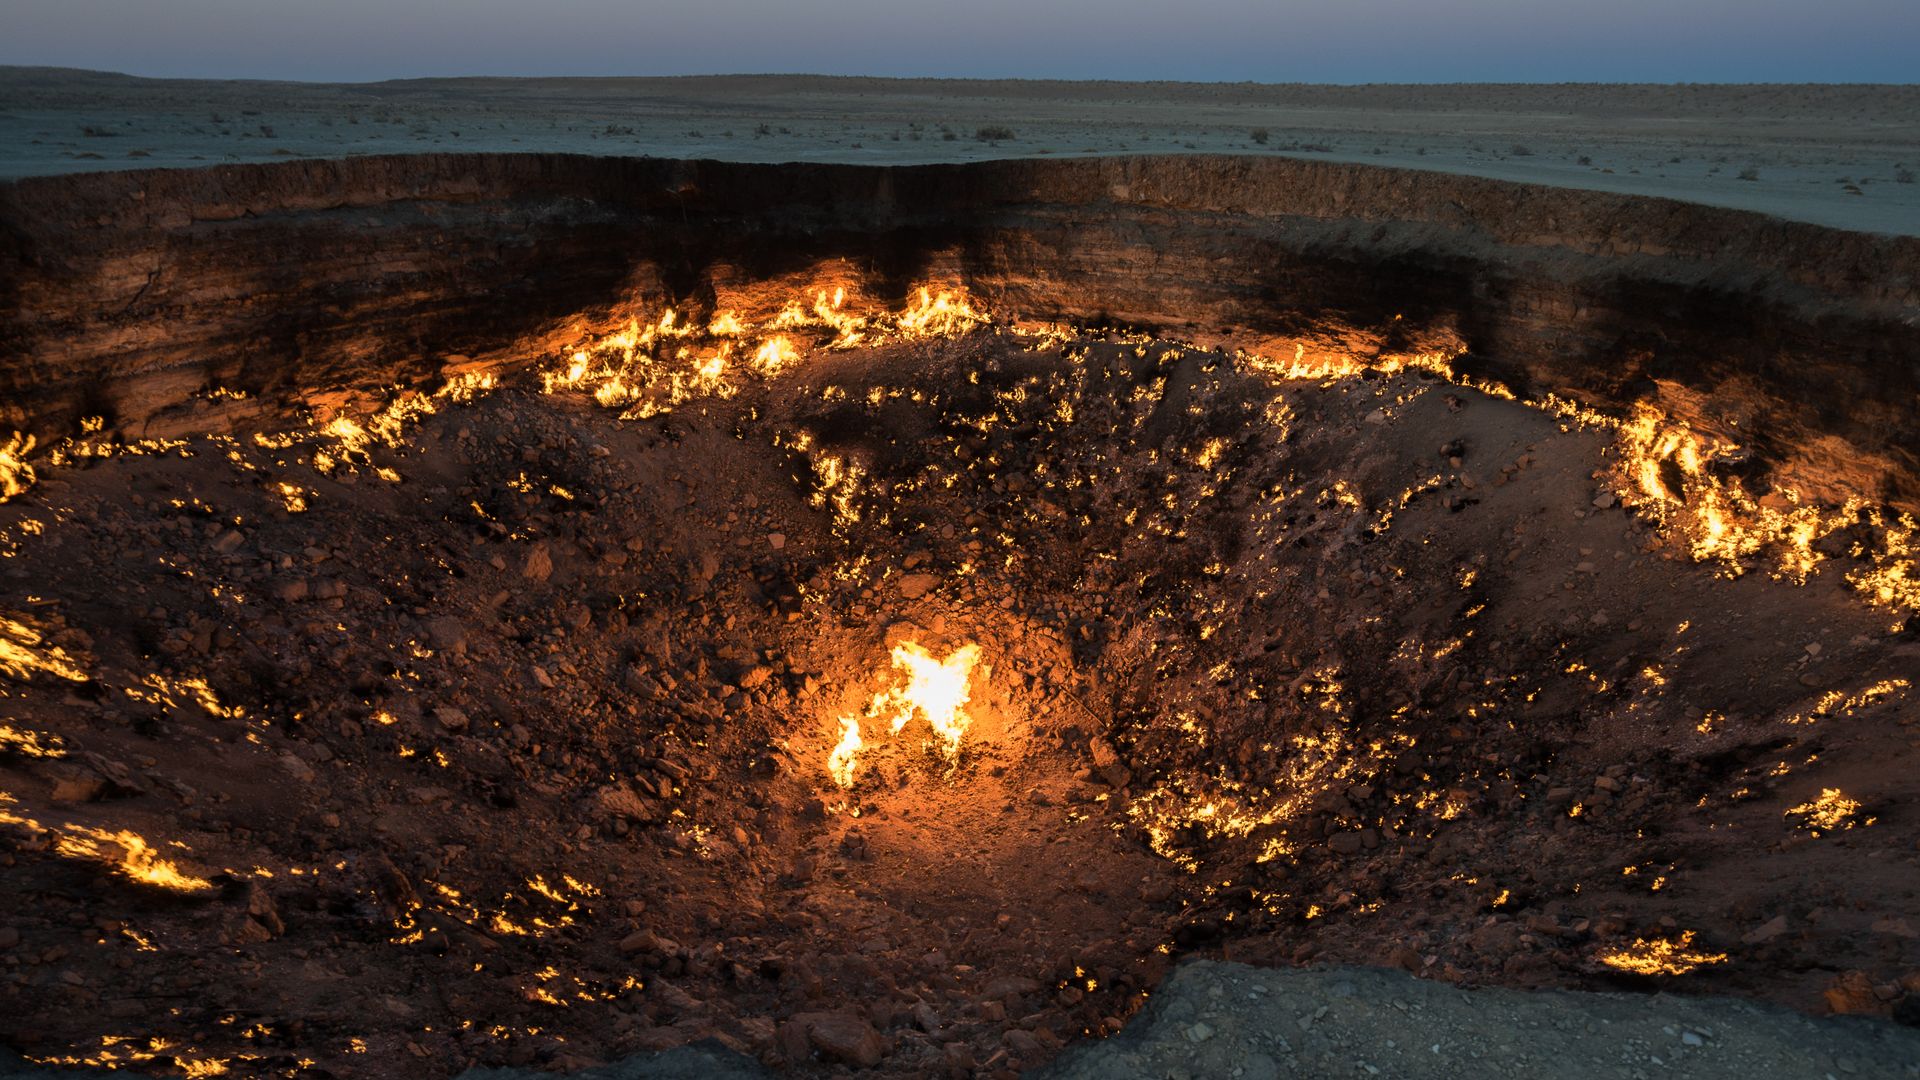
[1,301,1917,1076]
[1,69,1916,235]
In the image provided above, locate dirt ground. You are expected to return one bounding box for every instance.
[1,315,1918,1078]
[2,69,1916,234]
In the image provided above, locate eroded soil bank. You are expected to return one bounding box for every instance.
[4,154,1919,511]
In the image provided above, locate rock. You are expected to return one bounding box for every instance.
[212,529,246,553]
[775,1021,811,1065]
[226,915,275,945]
[433,706,470,732]
[618,928,677,956]
[1592,492,1616,509]
[246,881,285,937]
[274,579,310,602]
[1328,830,1366,855]
[1742,916,1790,944]
[1824,970,1887,1016]
[738,665,772,691]
[0,927,19,949]
[768,532,786,550]
[522,543,554,582]
[1872,916,1916,939]
[425,616,468,655]
[982,975,1041,999]
[49,775,107,803]
[596,784,665,824]
[1089,737,1120,769]
[802,1011,884,1068]
[896,573,938,599]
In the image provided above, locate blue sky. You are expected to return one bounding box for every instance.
[4,0,1915,83]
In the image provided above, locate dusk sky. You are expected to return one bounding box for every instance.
[3,0,1916,83]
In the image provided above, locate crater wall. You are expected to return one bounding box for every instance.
[2,153,1916,507]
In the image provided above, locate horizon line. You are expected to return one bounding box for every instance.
[4,65,1918,90]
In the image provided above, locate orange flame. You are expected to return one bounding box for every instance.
[829,641,982,788]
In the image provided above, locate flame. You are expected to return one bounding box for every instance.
[0,433,34,502]
[41,822,216,893]
[829,641,982,788]
[0,724,66,758]
[0,615,90,683]
[1786,788,1870,834]
[752,336,800,375]
[1597,930,1728,975]
[895,288,987,337]
[827,714,864,789]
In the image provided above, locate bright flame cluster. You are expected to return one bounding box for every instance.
[0,614,90,683]
[1605,403,1920,612]
[829,641,982,788]
[1786,788,1870,834]
[1597,930,1729,975]
[0,433,34,502]
[541,285,988,422]
[0,796,213,894]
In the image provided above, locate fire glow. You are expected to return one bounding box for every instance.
[829,641,983,788]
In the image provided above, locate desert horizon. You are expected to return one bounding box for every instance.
[4,66,1917,234]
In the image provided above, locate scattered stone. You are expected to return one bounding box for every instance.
[801,1011,884,1068]
[896,573,939,599]
[522,543,554,582]
[426,616,468,655]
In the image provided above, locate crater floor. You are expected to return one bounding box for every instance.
[0,325,1917,1077]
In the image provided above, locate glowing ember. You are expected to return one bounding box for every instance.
[829,641,982,788]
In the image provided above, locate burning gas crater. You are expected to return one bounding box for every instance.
[2,272,1919,1078]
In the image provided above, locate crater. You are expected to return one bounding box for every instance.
[0,155,1917,1077]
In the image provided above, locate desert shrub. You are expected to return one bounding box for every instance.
[975,126,1016,142]
[1250,128,1270,144]
[1510,144,1533,156]
[1737,166,1760,181]
[1896,167,1915,184]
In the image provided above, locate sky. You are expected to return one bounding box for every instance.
[2,0,1916,84]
